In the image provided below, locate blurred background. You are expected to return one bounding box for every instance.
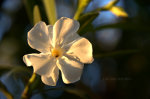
[0,0,150,99]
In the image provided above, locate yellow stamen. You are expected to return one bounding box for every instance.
[51,48,63,58]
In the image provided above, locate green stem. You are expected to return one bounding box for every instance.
[0,81,13,99]
[21,73,36,99]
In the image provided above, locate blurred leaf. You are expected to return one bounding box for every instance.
[0,81,13,99]
[102,0,119,10]
[0,65,31,77]
[93,0,119,12]
[10,66,31,75]
[23,0,36,24]
[76,0,121,34]
[78,12,99,35]
[94,49,139,58]
[95,21,150,32]
[74,0,91,20]
[43,0,57,25]
[65,88,88,99]
[34,87,88,99]
[33,5,42,24]
[110,6,128,17]
[0,66,13,76]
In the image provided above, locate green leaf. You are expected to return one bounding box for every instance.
[65,88,88,99]
[33,87,88,99]
[74,0,91,20]
[78,12,99,35]
[0,81,13,99]
[102,0,119,10]
[92,0,119,12]
[94,49,139,58]
[0,65,31,77]
[33,5,42,24]
[23,0,36,24]
[0,66,13,76]
[43,0,57,25]
[94,21,150,32]
[110,6,128,17]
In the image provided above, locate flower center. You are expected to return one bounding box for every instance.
[51,48,63,58]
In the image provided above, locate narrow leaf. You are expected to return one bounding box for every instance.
[74,0,91,20]
[23,0,35,24]
[65,88,88,99]
[93,0,119,12]
[78,12,99,35]
[102,0,119,10]
[95,21,150,32]
[43,0,57,25]
[94,49,139,58]
[0,81,13,99]
[0,65,31,76]
[33,87,88,99]
[110,6,128,17]
[33,5,42,24]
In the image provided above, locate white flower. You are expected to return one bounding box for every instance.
[23,17,94,86]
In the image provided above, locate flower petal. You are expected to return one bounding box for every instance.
[41,66,59,86]
[53,17,79,47]
[66,37,94,63]
[23,53,56,76]
[28,21,51,52]
[47,25,53,46]
[61,31,81,49]
[57,56,84,84]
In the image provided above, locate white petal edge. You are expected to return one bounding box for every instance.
[23,53,56,76]
[57,56,84,84]
[53,17,80,47]
[66,37,94,64]
[41,66,59,86]
[28,21,51,53]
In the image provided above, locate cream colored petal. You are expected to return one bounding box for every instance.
[41,66,59,86]
[61,32,81,49]
[28,21,50,53]
[23,53,56,76]
[57,56,84,84]
[47,25,53,47]
[53,17,79,47]
[66,37,94,64]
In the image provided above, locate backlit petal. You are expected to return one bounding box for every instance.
[57,56,84,84]
[47,25,53,48]
[28,21,51,53]
[23,53,56,76]
[61,32,81,49]
[41,66,59,86]
[53,17,79,47]
[66,37,94,63]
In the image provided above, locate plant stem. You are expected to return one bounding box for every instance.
[0,81,13,99]
[21,73,36,99]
